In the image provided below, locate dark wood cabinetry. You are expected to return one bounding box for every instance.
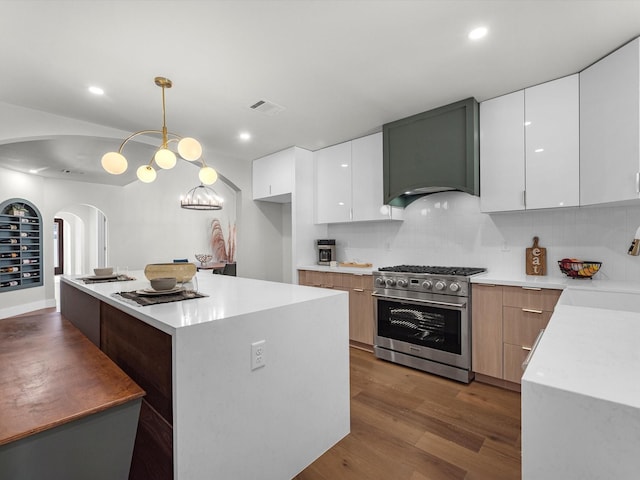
[0,198,42,291]
[60,284,174,480]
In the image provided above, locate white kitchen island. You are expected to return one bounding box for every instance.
[60,271,350,480]
[521,284,640,480]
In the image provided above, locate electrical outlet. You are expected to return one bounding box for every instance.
[251,340,266,370]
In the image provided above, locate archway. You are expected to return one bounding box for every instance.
[53,204,107,307]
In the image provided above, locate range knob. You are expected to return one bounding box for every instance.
[449,282,461,292]
[434,280,447,291]
[397,279,408,287]
[385,278,396,287]
[375,277,385,287]
[422,280,433,290]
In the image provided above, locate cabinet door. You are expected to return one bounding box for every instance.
[525,74,580,209]
[315,141,352,223]
[349,287,374,347]
[252,149,293,202]
[351,133,401,221]
[580,38,640,205]
[503,343,528,384]
[479,91,525,212]
[471,284,503,378]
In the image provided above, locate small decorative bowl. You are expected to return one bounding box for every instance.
[94,267,114,276]
[557,261,602,279]
[150,277,177,291]
[195,253,213,265]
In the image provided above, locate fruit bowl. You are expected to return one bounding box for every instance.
[557,260,602,279]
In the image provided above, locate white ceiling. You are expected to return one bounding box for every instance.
[2,0,640,185]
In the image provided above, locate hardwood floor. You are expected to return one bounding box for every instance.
[295,348,521,480]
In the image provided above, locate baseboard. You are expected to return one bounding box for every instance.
[349,341,373,353]
[0,299,57,320]
[474,373,521,392]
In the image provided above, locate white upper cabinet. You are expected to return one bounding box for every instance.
[480,90,525,212]
[315,141,352,223]
[580,38,640,206]
[252,148,294,202]
[315,133,403,224]
[525,74,580,209]
[480,75,579,212]
[351,133,403,222]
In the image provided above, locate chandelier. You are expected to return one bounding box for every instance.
[180,184,224,210]
[101,76,218,185]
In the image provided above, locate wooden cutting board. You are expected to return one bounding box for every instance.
[339,262,373,268]
[526,236,546,275]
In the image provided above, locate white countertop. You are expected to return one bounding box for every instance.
[524,303,640,407]
[471,271,640,292]
[297,264,374,275]
[521,282,640,479]
[62,271,346,334]
[523,281,640,406]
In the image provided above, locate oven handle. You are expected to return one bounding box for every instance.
[372,293,466,309]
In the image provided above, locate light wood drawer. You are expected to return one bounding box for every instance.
[298,271,341,288]
[502,285,561,311]
[341,273,373,291]
[298,270,373,291]
[503,306,552,346]
[503,343,528,384]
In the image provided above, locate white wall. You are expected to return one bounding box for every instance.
[326,191,640,282]
[0,103,290,317]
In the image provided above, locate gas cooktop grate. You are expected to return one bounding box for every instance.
[377,265,486,276]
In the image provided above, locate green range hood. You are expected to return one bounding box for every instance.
[382,97,479,208]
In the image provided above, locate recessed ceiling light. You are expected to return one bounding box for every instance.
[239,132,251,141]
[88,86,104,95]
[468,26,488,41]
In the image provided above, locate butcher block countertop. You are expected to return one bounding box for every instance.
[0,312,145,446]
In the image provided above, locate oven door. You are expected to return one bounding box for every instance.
[373,293,470,369]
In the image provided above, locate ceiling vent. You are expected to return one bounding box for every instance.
[249,99,285,116]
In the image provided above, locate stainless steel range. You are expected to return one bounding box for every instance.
[372,265,486,383]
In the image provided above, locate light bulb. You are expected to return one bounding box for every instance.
[178,137,202,161]
[199,166,218,185]
[137,165,157,183]
[154,148,177,169]
[101,152,128,175]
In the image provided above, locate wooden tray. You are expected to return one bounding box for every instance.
[339,262,373,268]
[144,263,196,282]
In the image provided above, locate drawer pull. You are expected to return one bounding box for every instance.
[522,287,542,291]
[522,329,545,371]
[522,308,543,314]
[522,346,532,351]
[353,288,364,292]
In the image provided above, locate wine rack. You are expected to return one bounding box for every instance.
[0,198,43,291]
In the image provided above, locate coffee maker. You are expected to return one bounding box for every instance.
[316,239,336,265]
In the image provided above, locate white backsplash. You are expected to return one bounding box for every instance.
[327,191,640,281]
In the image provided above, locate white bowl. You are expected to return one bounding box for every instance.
[94,267,113,276]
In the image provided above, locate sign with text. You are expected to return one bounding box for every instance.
[526,236,546,276]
